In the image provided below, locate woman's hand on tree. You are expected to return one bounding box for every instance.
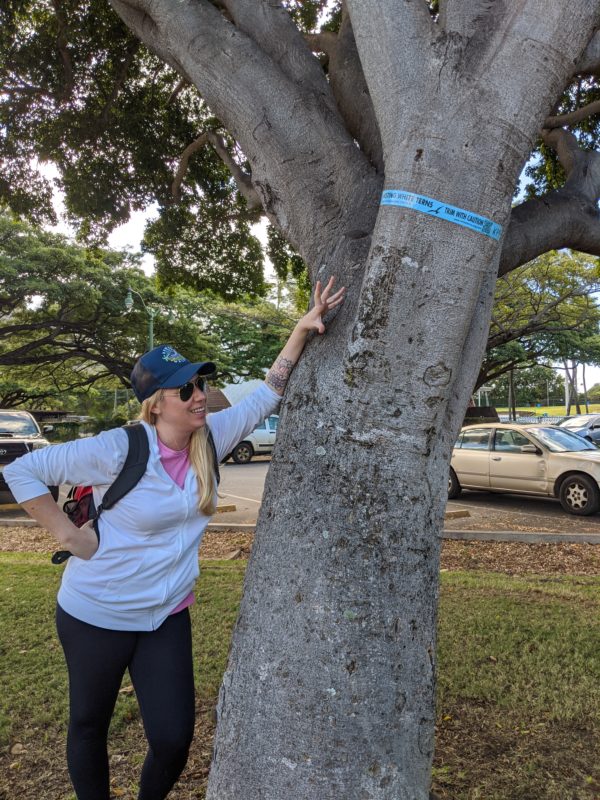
[297,276,346,335]
[265,276,346,395]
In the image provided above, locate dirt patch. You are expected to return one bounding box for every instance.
[0,526,255,559]
[199,530,254,560]
[439,538,600,576]
[2,525,599,576]
[432,704,600,799]
[445,497,600,534]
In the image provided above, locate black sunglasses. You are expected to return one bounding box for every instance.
[166,376,208,402]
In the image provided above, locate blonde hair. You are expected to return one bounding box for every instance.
[139,390,217,516]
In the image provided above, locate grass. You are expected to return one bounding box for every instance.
[1,555,599,799]
[0,555,245,748]
[434,572,600,798]
[494,404,600,416]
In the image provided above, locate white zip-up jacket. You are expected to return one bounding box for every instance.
[5,382,280,631]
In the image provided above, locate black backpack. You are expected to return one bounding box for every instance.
[52,424,220,564]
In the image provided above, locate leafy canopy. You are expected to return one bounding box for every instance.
[479,251,600,387]
[0,0,273,298]
[0,210,295,407]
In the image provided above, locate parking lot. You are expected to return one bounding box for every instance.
[217,462,600,535]
[446,490,600,535]
[3,459,600,538]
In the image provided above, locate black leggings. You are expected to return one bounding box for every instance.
[56,604,196,800]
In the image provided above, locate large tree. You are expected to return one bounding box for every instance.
[6,2,600,798]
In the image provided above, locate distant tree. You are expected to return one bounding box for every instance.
[0,211,151,401]
[486,365,565,407]
[587,382,600,402]
[478,251,600,388]
[545,328,600,412]
[0,211,292,406]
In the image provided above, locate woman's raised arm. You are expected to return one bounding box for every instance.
[265,277,345,396]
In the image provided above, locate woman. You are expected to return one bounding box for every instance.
[5,278,344,800]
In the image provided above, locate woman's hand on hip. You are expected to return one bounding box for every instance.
[20,492,99,560]
[67,520,100,560]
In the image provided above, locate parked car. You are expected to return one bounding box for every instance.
[0,410,59,502]
[556,413,600,443]
[226,415,279,464]
[449,422,600,515]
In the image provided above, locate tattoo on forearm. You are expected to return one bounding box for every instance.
[266,356,295,393]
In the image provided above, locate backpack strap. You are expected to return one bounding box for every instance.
[96,423,150,515]
[206,426,220,486]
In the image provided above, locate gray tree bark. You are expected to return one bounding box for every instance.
[109,2,600,797]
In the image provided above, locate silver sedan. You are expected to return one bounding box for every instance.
[449,423,600,515]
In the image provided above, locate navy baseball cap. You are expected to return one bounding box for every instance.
[130,344,215,402]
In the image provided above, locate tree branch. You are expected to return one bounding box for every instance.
[544,99,600,128]
[500,196,600,276]
[171,131,262,210]
[575,29,600,75]
[51,0,74,102]
[487,302,590,350]
[499,129,600,275]
[108,0,195,81]
[324,6,383,172]
[219,0,339,118]
[452,4,600,143]
[208,133,262,210]
[304,31,338,58]
[438,0,504,40]
[476,353,542,389]
[2,83,49,97]
[98,40,140,128]
[110,0,380,272]
[345,0,434,150]
[167,77,189,105]
[171,132,210,202]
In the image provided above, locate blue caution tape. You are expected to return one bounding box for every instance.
[381,190,502,241]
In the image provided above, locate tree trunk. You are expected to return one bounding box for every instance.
[508,369,517,421]
[564,360,581,415]
[207,111,528,799]
[208,237,492,800]
[564,361,572,415]
[574,364,582,414]
[565,361,569,412]
[106,3,600,798]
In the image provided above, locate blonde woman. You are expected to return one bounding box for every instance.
[5,278,345,800]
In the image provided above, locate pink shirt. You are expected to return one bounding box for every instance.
[157,438,195,615]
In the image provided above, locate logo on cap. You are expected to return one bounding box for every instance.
[161,346,186,364]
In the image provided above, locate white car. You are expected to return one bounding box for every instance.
[227,415,279,464]
[0,410,58,501]
[449,422,600,515]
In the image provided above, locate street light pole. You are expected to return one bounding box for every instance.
[125,287,157,351]
[146,306,156,350]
